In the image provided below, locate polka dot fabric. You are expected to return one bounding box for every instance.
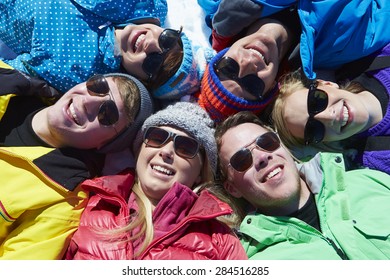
[0,0,168,93]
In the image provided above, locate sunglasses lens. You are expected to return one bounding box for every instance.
[98,100,119,126]
[144,127,200,158]
[86,75,109,96]
[308,89,328,115]
[304,119,325,144]
[257,132,280,151]
[143,53,164,80]
[240,74,265,100]
[214,57,239,79]
[144,127,169,147]
[159,29,181,51]
[174,135,199,158]
[230,148,253,172]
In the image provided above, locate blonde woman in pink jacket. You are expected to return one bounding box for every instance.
[65,102,247,260]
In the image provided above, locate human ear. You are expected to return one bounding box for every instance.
[223,181,242,198]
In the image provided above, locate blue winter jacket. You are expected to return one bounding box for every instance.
[0,0,167,93]
[199,0,390,80]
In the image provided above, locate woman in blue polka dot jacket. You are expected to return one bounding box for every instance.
[0,0,211,100]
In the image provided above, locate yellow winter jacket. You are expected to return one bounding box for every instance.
[0,61,14,121]
[0,146,88,259]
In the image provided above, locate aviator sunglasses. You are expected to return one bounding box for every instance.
[304,82,329,145]
[213,56,265,100]
[143,126,200,159]
[86,74,119,126]
[142,27,183,81]
[228,131,280,172]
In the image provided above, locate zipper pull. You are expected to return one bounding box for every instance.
[98,21,112,30]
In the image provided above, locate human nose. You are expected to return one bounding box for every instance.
[313,108,336,127]
[236,50,263,78]
[158,140,175,160]
[251,147,271,170]
[143,30,162,53]
[82,94,109,118]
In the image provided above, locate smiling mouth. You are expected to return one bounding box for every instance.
[133,33,146,52]
[152,164,175,176]
[261,166,282,183]
[341,103,350,129]
[68,101,81,125]
[247,47,268,66]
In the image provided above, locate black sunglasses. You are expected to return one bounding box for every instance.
[213,56,265,101]
[304,83,328,145]
[143,126,200,159]
[228,132,280,172]
[142,27,183,81]
[86,74,119,127]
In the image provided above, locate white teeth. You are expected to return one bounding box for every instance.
[341,105,349,127]
[135,34,145,51]
[152,165,174,176]
[266,167,281,180]
[69,103,80,125]
[249,48,265,62]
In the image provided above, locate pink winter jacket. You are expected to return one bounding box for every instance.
[64,170,247,260]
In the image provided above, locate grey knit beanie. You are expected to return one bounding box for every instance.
[99,73,154,153]
[133,102,217,174]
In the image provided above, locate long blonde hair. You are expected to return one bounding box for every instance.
[272,70,366,156]
[272,70,307,148]
[103,147,214,257]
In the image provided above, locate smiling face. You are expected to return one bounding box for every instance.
[219,122,307,216]
[135,126,203,207]
[38,77,129,149]
[221,20,290,101]
[116,23,182,83]
[283,83,372,143]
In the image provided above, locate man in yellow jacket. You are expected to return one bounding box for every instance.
[0,62,154,259]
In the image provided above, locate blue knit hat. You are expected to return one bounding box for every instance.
[152,32,215,100]
[133,102,217,175]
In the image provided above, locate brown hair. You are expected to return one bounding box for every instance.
[144,43,183,91]
[112,75,141,126]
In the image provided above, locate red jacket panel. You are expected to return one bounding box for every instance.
[65,171,247,260]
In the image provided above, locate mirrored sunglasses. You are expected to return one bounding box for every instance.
[213,56,265,101]
[143,126,200,159]
[304,83,328,145]
[142,27,183,81]
[86,74,119,126]
[229,132,280,172]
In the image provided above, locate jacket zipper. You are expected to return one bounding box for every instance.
[138,209,232,259]
[289,222,349,260]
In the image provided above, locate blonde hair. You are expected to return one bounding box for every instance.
[271,70,366,155]
[100,146,214,257]
[271,70,307,149]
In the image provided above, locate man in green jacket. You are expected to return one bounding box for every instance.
[215,111,390,259]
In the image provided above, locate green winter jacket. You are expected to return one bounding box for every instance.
[240,153,390,260]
